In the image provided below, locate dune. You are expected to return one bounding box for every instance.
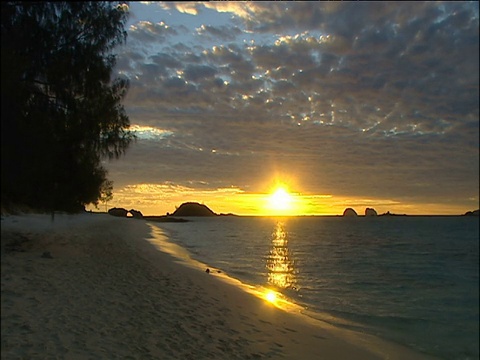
[1,213,435,359]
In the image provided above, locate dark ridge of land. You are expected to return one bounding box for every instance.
[171,202,217,217]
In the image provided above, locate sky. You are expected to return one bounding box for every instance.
[92,1,479,216]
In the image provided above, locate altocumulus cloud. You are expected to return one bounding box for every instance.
[103,1,478,215]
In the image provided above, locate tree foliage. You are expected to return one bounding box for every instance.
[98,179,114,212]
[1,2,134,212]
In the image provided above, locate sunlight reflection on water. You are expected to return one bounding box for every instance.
[266,221,296,290]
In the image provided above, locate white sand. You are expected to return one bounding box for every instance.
[1,213,436,359]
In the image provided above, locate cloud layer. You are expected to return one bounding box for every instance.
[103,1,479,215]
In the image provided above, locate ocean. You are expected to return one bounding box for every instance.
[150,216,479,360]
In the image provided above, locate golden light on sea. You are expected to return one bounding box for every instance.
[265,290,278,303]
[266,221,296,289]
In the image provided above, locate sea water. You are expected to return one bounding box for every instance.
[151,216,479,360]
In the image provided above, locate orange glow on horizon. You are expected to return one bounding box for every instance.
[261,181,309,216]
[85,181,476,217]
[267,187,292,211]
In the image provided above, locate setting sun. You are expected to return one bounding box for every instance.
[263,185,304,215]
[268,187,292,211]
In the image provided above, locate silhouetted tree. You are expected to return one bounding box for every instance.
[1,2,134,212]
[98,179,114,212]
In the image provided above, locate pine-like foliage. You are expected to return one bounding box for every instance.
[1,2,134,212]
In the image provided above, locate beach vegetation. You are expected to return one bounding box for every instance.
[97,180,114,212]
[1,2,134,212]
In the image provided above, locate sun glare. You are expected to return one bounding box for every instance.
[265,290,277,303]
[268,187,292,211]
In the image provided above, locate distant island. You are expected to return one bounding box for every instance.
[379,211,407,217]
[342,208,358,217]
[104,202,237,222]
[340,207,479,217]
[170,202,217,217]
[108,207,144,218]
[103,204,479,221]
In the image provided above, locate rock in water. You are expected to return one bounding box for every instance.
[365,208,377,216]
[172,202,217,217]
[342,208,358,217]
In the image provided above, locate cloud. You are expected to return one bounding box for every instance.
[182,64,217,82]
[129,21,178,42]
[105,2,479,214]
[196,24,243,42]
[129,125,173,140]
[160,2,201,16]
[122,2,478,137]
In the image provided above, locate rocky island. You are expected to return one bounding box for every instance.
[170,202,217,217]
[106,202,220,223]
[342,208,358,217]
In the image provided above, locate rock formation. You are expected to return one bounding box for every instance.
[342,208,358,217]
[171,202,216,217]
[108,207,144,218]
[464,209,479,216]
[108,207,128,217]
[365,208,377,216]
[129,209,144,219]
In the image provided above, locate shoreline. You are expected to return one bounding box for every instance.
[1,213,436,359]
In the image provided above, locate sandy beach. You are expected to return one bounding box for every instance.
[1,213,436,359]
